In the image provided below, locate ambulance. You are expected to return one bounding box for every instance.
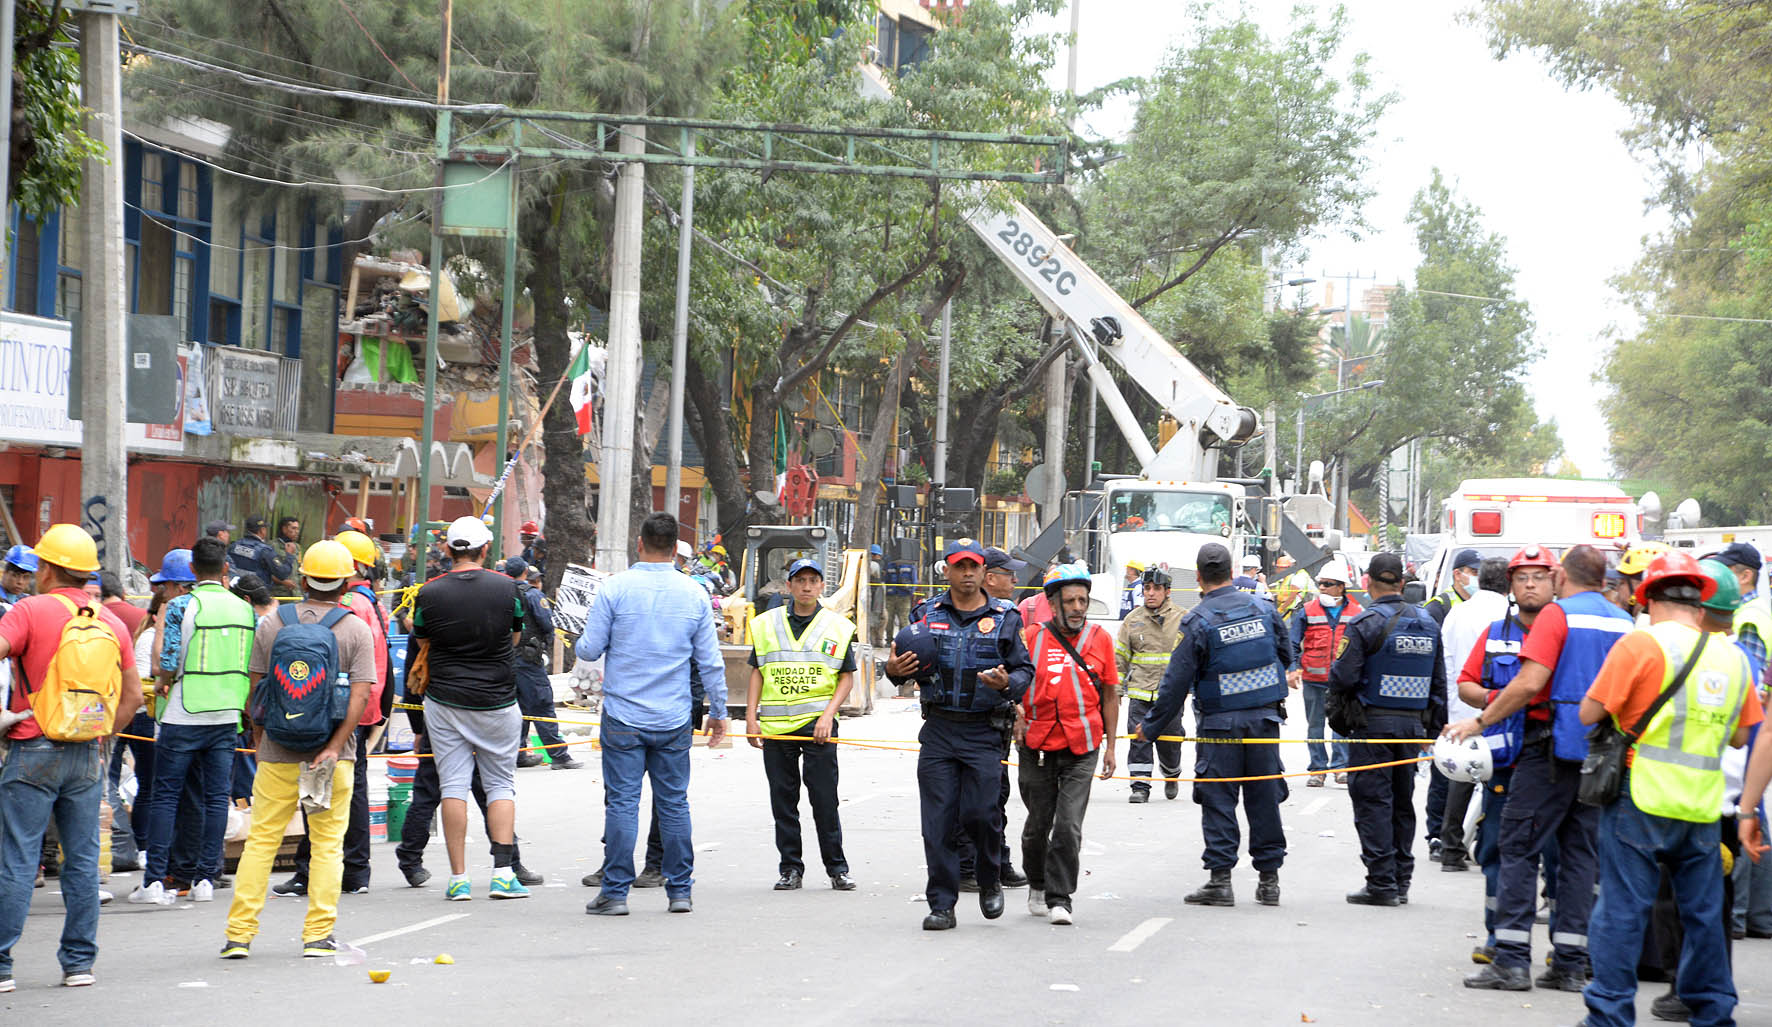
[1421,478,1643,595]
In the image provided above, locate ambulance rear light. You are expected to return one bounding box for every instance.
[1470,510,1503,536]
[1591,512,1627,539]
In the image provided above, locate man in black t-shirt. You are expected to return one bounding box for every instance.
[413,516,528,901]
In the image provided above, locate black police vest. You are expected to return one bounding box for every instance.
[1359,604,1438,711]
[1193,593,1286,715]
[922,597,1017,713]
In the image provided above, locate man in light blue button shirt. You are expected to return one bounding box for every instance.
[576,513,728,916]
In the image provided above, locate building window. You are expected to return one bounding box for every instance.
[54,206,82,322]
[10,216,39,315]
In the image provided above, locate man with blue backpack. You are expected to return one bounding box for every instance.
[221,540,376,960]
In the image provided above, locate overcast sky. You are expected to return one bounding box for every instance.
[1029,1,1661,478]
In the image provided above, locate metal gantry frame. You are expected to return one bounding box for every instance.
[416,105,1068,562]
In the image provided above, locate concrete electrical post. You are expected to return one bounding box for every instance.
[596,117,647,573]
[78,6,129,577]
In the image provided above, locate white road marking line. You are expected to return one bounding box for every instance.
[349,913,470,947]
[1107,917,1173,953]
[1301,795,1330,817]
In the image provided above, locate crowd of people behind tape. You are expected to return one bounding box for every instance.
[3,512,1772,1027]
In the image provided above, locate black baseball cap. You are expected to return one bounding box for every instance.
[1197,542,1233,579]
[203,519,232,536]
[983,547,1026,574]
[1369,552,1405,584]
[1711,541,1762,572]
[245,515,267,532]
[503,556,529,579]
[1452,548,1481,571]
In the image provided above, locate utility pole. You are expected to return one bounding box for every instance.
[1042,355,1066,519]
[596,106,649,571]
[663,134,695,518]
[0,0,15,281]
[1064,0,1086,499]
[416,0,452,563]
[78,6,128,577]
[492,157,518,561]
[933,300,951,484]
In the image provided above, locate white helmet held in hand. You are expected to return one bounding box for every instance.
[1432,734,1495,783]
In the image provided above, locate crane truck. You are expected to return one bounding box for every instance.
[960,192,1330,615]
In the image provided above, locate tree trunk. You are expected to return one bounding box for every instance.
[684,357,750,543]
[526,186,594,596]
[746,379,785,523]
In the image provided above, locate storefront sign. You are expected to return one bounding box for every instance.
[211,347,281,436]
[0,310,187,454]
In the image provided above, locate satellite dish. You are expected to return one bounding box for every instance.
[1024,462,1065,502]
[808,427,836,458]
[782,392,807,414]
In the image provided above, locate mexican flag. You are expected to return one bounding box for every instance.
[568,343,595,435]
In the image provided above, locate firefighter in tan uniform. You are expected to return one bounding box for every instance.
[1116,567,1184,802]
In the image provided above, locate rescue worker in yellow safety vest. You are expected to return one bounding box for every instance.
[1708,542,1770,684]
[745,557,857,892]
[1272,555,1314,620]
[1117,567,1183,803]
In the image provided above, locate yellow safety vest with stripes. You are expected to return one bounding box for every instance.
[750,605,856,735]
[1734,596,1771,690]
[1116,599,1180,702]
[1628,622,1754,823]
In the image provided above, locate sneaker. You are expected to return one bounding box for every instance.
[489,874,531,900]
[62,971,94,987]
[668,896,693,913]
[301,937,337,959]
[550,755,585,770]
[445,876,471,901]
[343,884,370,895]
[1306,775,1326,788]
[0,977,13,992]
[1047,904,1073,926]
[1651,989,1693,1022]
[1333,772,1348,786]
[1028,890,1048,916]
[581,870,603,888]
[516,752,546,769]
[403,866,432,888]
[513,865,544,887]
[98,890,113,906]
[190,880,215,903]
[128,881,175,906]
[585,895,629,916]
[270,877,307,898]
[218,939,251,960]
[634,868,665,889]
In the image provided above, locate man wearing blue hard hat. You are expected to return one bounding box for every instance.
[885,538,1033,931]
[1,545,37,604]
[745,558,857,892]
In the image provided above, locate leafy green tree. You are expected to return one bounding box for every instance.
[11,1,104,219]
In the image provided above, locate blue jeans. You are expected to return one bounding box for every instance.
[1585,787,1735,1026]
[144,722,238,886]
[1300,683,1347,771]
[0,737,104,978]
[598,714,693,900]
[108,710,158,858]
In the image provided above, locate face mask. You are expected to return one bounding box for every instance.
[1318,592,1343,607]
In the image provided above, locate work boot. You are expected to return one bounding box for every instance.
[980,884,1005,920]
[1184,869,1234,907]
[1650,988,1692,1022]
[550,754,585,770]
[922,908,957,931]
[1463,964,1531,991]
[1535,964,1588,993]
[829,873,856,891]
[516,752,545,769]
[635,868,665,888]
[403,866,432,888]
[958,877,981,893]
[1470,945,1495,965]
[1255,871,1280,906]
[1129,789,1150,804]
[512,864,544,887]
[1164,780,1179,800]
[1344,886,1399,907]
[1441,854,1469,872]
[999,866,1028,888]
[774,869,803,891]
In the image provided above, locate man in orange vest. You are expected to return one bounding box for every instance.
[1019,565,1118,925]
[1287,556,1361,786]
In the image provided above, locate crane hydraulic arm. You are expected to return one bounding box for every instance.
[961,193,1260,481]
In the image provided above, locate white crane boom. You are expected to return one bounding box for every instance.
[962,193,1259,480]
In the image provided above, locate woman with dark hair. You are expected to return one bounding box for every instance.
[229,574,276,620]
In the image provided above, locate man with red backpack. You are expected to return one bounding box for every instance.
[221,540,375,960]
[0,524,143,992]
[269,529,390,899]
[1019,565,1118,925]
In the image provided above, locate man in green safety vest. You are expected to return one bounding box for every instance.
[745,558,857,892]
[1581,550,1761,1024]
[1708,542,1770,685]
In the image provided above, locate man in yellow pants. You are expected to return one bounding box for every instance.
[222,541,375,959]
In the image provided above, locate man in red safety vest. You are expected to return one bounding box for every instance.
[1288,556,1362,786]
[1018,564,1118,926]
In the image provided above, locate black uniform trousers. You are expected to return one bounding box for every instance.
[290,724,372,888]
[1126,696,1183,792]
[762,723,848,876]
[1348,711,1424,894]
[957,731,1014,879]
[918,716,1005,911]
[515,661,567,757]
[1194,714,1287,872]
[1493,741,1600,973]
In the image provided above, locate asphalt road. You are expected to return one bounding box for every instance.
[4,696,1767,1025]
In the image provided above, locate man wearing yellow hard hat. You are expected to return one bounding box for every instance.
[0,524,144,991]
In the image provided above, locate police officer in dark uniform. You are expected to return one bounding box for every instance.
[507,557,582,770]
[1136,542,1291,907]
[886,538,1033,931]
[1327,551,1448,906]
[226,515,277,584]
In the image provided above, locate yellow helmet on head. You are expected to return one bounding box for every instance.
[32,523,100,574]
[300,539,356,580]
[1617,540,1670,578]
[333,530,377,569]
